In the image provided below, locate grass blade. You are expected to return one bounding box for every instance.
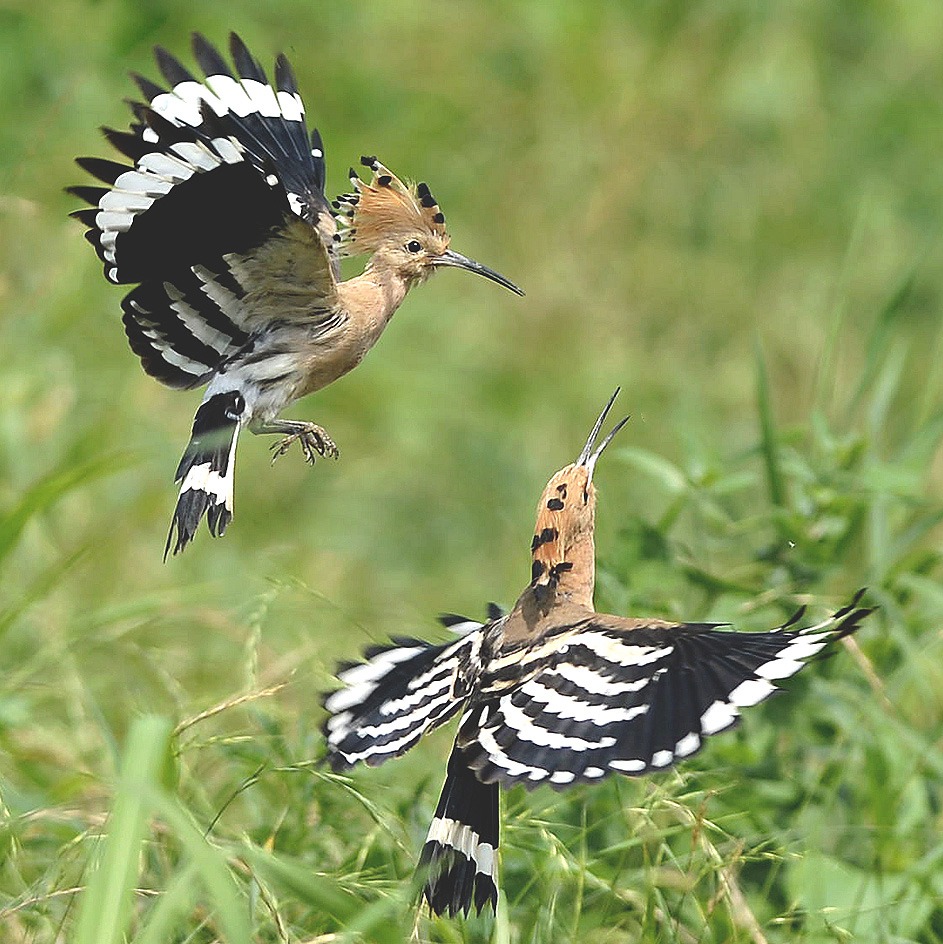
[240,843,362,923]
[132,861,200,944]
[0,453,128,569]
[73,715,173,944]
[754,339,785,509]
[148,792,252,944]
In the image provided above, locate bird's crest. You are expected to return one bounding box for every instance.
[334,156,448,256]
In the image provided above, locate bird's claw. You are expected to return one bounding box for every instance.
[270,426,339,465]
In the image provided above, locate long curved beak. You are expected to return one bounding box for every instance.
[576,388,630,481]
[433,249,525,296]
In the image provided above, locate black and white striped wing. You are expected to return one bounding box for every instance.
[323,619,486,769]
[460,595,871,789]
[72,32,333,285]
[119,262,251,389]
[70,34,339,389]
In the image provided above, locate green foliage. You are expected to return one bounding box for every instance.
[1,0,943,941]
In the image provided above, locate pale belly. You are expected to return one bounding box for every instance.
[204,315,388,424]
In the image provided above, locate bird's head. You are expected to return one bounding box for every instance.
[335,157,523,295]
[530,390,630,600]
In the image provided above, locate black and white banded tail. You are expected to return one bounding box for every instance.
[419,747,499,917]
[165,391,245,558]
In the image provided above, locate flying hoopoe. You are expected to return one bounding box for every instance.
[69,33,523,557]
[322,389,873,917]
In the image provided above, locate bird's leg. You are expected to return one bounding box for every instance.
[253,420,340,464]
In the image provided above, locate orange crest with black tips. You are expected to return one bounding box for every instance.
[334,157,448,256]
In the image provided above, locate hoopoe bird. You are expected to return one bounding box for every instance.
[69,33,523,557]
[322,389,872,917]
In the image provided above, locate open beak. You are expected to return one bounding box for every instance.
[576,388,630,482]
[433,249,525,296]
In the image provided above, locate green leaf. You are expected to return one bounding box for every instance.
[788,851,934,939]
[615,446,688,495]
[0,545,86,644]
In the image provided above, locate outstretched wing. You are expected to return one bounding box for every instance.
[69,33,339,389]
[323,617,487,769]
[459,593,872,789]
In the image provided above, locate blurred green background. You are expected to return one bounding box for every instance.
[2,0,943,941]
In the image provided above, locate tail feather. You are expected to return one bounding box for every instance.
[419,746,499,917]
[165,390,245,557]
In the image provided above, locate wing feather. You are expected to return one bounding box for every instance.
[72,32,338,301]
[323,622,486,769]
[461,597,872,789]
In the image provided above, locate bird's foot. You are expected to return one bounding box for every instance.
[270,423,339,464]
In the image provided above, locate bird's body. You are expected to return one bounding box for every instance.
[322,390,873,917]
[70,33,522,555]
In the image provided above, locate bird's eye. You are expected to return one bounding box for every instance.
[405,239,422,253]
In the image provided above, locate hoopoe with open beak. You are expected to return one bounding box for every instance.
[322,389,873,917]
[69,33,523,557]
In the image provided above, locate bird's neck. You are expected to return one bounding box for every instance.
[364,256,415,306]
[506,535,596,642]
[338,264,411,333]
[529,522,596,611]
[554,535,596,606]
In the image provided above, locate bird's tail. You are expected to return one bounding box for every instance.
[165,390,245,558]
[419,745,499,917]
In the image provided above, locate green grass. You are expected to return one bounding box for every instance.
[2,0,943,940]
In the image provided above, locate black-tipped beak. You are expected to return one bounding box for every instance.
[433,249,525,296]
[577,388,630,480]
